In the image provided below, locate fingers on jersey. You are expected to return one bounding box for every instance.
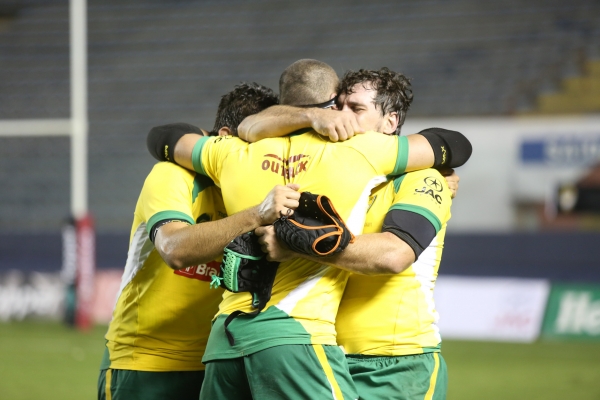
[418,127,473,168]
[257,185,301,225]
[147,123,202,162]
[382,209,437,259]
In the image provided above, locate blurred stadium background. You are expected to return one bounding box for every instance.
[1,0,600,399]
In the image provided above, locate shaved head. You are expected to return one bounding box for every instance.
[279,59,339,106]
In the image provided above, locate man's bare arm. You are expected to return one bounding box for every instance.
[173,133,202,171]
[404,134,436,172]
[255,226,415,275]
[156,184,300,270]
[252,166,460,274]
[238,105,364,143]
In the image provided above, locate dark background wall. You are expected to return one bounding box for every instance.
[0,0,599,231]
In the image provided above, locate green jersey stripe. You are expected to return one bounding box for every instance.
[147,210,194,234]
[192,136,211,175]
[388,203,442,233]
[388,136,409,178]
[192,174,215,203]
[392,174,407,193]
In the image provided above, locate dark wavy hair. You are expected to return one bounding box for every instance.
[211,82,279,136]
[338,68,413,135]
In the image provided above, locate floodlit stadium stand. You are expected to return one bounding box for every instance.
[0,0,599,231]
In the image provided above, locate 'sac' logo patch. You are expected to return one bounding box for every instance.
[424,177,443,192]
[415,176,444,204]
[261,154,309,179]
[174,261,221,282]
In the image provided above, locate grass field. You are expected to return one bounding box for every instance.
[1,321,600,400]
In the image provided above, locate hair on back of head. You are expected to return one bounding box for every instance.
[211,82,279,136]
[339,68,413,135]
[279,59,339,106]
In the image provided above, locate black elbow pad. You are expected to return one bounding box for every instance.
[147,123,202,162]
[382,209,437,258]
[419,127,472,168]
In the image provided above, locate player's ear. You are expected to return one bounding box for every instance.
[381,112,399,135]
[218,127,232,136]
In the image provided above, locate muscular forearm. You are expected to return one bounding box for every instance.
[238,105,313,142]
[301,232,416,275]
[156,184,301,269]
[155,207,263,269]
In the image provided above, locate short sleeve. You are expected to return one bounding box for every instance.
[387,169,452,234]
[191,135,242,187]
[347,132,409,178]
[141,163,196,234]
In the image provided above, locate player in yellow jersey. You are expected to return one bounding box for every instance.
[147,60,471,400]
[255,68,459,400]
[97,83,304,400]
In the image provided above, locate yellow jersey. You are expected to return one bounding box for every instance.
[102,162,226,371]
[190,130,411,362]
[336,168,452,356]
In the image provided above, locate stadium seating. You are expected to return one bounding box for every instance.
[535,60,600,113]
[0,0,599,231]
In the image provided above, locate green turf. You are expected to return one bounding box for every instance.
[443,339,600,400]
[1,321,600,400]
[0,321,107,400]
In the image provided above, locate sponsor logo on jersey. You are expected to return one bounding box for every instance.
[425,176,443,191]
[174,261,221,282]
[213,136,232,143]
[261,154,309,178]
[415,176,443,204]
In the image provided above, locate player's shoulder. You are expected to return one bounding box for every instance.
[290,129,327,142]
[198,134,251,151]
[212,134,239,143]
[143,162,197,191]
[393,168,451,212]
[391,168,444,193]
[344,130,395,143]
[339,131,398,155]
[404,167,443,180]
[205,134,246,147]
[149,161,195,178]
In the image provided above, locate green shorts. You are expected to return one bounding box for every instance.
[346,352,447,400]
[200,344,358,400]
[97,368,205,400]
